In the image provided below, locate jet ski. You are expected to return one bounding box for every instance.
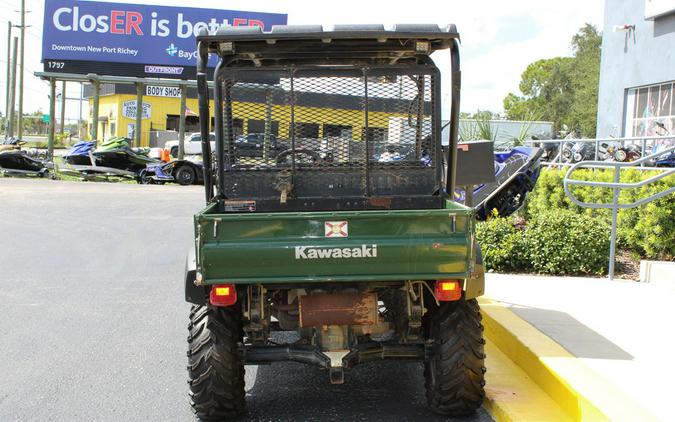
[92,137,157,173]
[0,139,53,177]
[59,137,160,181]
[63,141,97,165]
[455,146,543,220]
[0,137,24,153]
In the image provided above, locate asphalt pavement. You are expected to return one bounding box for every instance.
[0,178,492,422]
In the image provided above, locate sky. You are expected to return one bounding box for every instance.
[0,0,604,122]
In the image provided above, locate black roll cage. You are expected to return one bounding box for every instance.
[195,27,461,204]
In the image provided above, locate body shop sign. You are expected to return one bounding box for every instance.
[145,85,181,98]
[42,0,287,67]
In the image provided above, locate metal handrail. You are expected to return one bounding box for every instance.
[562,146,675,280]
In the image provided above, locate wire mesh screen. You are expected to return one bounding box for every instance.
[217,67,439,202]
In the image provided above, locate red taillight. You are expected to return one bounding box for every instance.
[210,284,237,307]
[435,280,462,302]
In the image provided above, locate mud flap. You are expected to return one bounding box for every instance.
[185,246,209,305]
[465,243,485,299]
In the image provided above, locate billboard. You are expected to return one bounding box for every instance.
[42,0,287,78]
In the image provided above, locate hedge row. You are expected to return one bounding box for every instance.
[476,210,610,275]
[523,168,674,260]
[475,167,674,274]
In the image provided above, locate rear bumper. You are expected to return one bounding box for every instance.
[244,341,433,368]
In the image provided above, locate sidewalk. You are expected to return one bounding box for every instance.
[485,273,675,422]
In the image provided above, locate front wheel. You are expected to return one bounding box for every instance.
[425,298,486,416]
[188,305,245,420]
[137,169,153,184]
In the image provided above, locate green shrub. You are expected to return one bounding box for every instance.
[524,168,674,260]
[475,216,527,272]
[476,211,610,275]
[524,210,610,274]
[27,133,72,149]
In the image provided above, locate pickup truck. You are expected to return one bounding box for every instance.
[164,132,214,157]
[166,132,287,159]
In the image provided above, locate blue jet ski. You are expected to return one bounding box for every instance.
[455,146,543,220]
[63,141,97,165]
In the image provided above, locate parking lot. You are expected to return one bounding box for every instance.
[0,178,492,421]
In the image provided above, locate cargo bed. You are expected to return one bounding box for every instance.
[194,200,474,284]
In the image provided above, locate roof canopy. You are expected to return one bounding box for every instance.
[197,24,459,66]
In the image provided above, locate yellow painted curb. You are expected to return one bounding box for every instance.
[479,298,657,422]
[484,338,571,422]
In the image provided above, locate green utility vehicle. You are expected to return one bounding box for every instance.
[185,24,486,419]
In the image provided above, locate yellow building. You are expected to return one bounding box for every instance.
[85,83,415,147]
[86,84,207,146]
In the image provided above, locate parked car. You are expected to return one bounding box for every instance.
[164,132,215,157]
[234,133,287,158]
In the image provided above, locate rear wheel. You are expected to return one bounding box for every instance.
[425,298,486,416]
[188,305,245,420]
[175,165,196,185]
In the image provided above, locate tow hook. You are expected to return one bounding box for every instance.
[324,350,350,384]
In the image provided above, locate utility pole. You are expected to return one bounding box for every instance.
[60,81,66,134]
[91,78,100,141]
[48,78,55,159]
[178,85,186,159]
[17,0,26,139]
[5,21,11,135]
[135,82,143,147]
[8,37,18,137]
[78,83,83,139]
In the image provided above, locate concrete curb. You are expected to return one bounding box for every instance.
[640,260,675,285]
[479,298,656,422]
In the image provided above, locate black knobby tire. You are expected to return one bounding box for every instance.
[188,305,245,420]
[175,165,196,185]
[424,298,486,416]
[137,169,153,184]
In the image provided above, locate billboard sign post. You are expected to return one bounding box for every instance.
[41,0,287,78]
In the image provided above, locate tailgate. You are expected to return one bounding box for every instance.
[195,205,473,284]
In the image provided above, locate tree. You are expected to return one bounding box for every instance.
[504,24,601,136]
[568,24,602,136]
[460,110,500,120]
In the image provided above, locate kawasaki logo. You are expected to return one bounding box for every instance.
[295,244,378,260]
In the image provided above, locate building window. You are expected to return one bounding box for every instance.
[247,119,279,136]
[323,124,352,138]
[110,123,116,135]
[625,81,674,137]
[293,122,320,139]
[362,127,388,142]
